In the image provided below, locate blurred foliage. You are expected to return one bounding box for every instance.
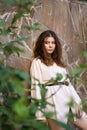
[0,0,67,130]
[0,0,51,130]
[0,0,87,130]
[67,51,87,114]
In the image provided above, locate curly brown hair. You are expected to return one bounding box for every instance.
[33,30,65,67]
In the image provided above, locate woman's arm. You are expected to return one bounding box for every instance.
[74,113,87,130]
[68,82,87,130]
[30,58,42,99]
[30,58,47,120]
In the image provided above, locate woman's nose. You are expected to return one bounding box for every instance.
[49,42,53,46]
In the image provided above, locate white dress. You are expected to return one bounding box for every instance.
[30,58,82,123]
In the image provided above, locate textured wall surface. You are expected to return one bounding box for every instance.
[0,0,87,99]
[35,0,87,99]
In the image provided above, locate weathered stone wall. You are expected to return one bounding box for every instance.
[39,0,87,68]
[0,9,34,73]
[34,0,87,99]
[0,0,87,99]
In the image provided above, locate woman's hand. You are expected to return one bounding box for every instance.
[74,112,87,130]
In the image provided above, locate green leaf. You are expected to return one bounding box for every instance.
[56,120,67,129]
[31,120,49,130]
[13,98,29,119]
[1,0,14,5]
[40,84,47,100]
[76,78,85,84]
[12,12,23,24]
[11,77,25,96]
[73,68,83,75]
[6,98,18,106]
[79,63,87,68]
[83,51,87,58]
[0,42,4,50]
[56,73,63,81]
[15,36,28,43]
[0,106,11,117]
[0,19,6,26]
[25,22,40,31]
[3,36,28,56]
[43,111,55,118]
[0,29,10,36]
[14,69,31,83]
[1,124,13,130]
[29,103,38,115]
[3,42,24,56]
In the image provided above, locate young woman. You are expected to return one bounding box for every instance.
[30,30,87,130]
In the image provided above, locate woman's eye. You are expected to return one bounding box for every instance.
[44,41,55,44]
[44,41,49,44]
[52,42,55,44]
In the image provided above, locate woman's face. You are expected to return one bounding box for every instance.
[44,36,56,56]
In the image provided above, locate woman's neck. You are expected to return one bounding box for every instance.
[46,54,52,59]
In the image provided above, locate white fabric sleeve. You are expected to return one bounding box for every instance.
[30,59,45,120]
[69,83,82,111]
[64,69,87,121]
[64,69,82,114]
[30,59,42,99]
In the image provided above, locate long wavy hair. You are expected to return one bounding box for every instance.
[33,30,65,67]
